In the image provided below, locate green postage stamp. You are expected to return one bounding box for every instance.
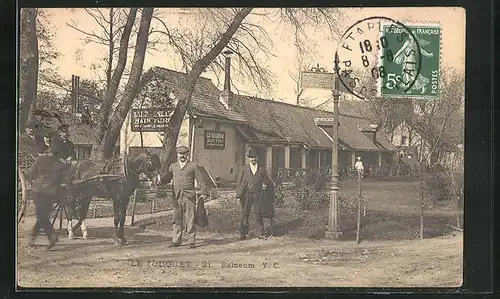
[378,23,441,99]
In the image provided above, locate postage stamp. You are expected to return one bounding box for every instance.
[335,17,421,99]
[378,23,442,99]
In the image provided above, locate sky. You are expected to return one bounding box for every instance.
[42,7,465,106]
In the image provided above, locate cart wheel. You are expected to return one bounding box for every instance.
[50,202,63,227]
[17,167,27,223]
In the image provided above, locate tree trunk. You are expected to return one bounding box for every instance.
[19,8,39,132]
[90,8,138,160]
[160,8,253,171]
[106,8,114,87]
[99,8,155,159]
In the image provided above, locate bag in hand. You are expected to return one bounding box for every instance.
[196,197,209,227]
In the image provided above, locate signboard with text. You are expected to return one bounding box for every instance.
[204,130,225,150]
[301,71,353,93]
[131,109,170,132]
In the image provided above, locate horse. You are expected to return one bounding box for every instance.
[64,150,161,246]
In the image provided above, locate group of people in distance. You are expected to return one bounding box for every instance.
[157,146,275,249]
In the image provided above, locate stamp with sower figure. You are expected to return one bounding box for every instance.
[335,17,441,100]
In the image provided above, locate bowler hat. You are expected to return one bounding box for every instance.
[25,119,40,128]
[176,145,189,154]
[246,147,257,157]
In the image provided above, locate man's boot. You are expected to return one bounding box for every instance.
[47,233,58,250]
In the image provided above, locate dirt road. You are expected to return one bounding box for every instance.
[17,215,463,288]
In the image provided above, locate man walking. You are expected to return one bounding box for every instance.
[236,147,274,240]
[27,138,71,250]
[159,146,208,249]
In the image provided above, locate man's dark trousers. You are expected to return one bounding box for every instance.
[31,191,56,240]
[240,191,265,236]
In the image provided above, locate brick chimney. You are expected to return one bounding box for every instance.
[71,74,81,114]
[219,50,233,110]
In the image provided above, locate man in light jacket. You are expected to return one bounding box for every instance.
[159,146,208,249]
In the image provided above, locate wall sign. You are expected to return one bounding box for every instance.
[131,109,170,132]
[204,130,225,150]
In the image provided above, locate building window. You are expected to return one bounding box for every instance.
[401,136,408,146]
[214,122,220,131]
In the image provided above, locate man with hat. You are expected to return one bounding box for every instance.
[235,147,274,240]
[19,119,47,156]
[54,123,76,163]
[27,137,71,250]
[158,145,208,249]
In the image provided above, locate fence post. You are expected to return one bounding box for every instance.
[356,170,362,244]
[448,167,461,230]
[130,189,138,226]
[419,160,425,240]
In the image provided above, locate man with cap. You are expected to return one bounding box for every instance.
[235,147,274,240]
[54,123,76,163]
[19,119,47,156]
[27,137,71,250]
[158,145,208,248]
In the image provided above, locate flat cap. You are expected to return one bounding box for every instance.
[246,147,257,157]
[176,145,189,154]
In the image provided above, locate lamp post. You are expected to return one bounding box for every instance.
[302,61,343,238]
[325,86,343,239]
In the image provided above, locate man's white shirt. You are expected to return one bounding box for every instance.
[355,161,364,172]
[249,163,258,175]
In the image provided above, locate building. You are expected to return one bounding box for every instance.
[391,118,463,170]
[120,61,397,185]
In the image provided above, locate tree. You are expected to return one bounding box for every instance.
[289,47,315,106]
[65,8,156,159]
[412,67,464,167]
[35,8,60,69]
[19,8,39,132]
[92,8,155,159]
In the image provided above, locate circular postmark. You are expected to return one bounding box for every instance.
[335,17,423,99]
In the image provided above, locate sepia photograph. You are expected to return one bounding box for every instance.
[17,7,465,288]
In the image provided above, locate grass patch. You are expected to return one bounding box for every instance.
[137,180,459,241]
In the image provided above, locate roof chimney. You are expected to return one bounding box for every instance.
[219,50,233,110]
[71,75,81,113]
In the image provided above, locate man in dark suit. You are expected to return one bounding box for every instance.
[27,137,71,250]
[159,145,208,248]
[19,119,47,156]
[236,147,274,240]
[55,124,76,163]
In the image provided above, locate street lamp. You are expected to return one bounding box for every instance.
[325,72,343,239]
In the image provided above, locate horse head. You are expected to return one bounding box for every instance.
[127,150,161,182]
